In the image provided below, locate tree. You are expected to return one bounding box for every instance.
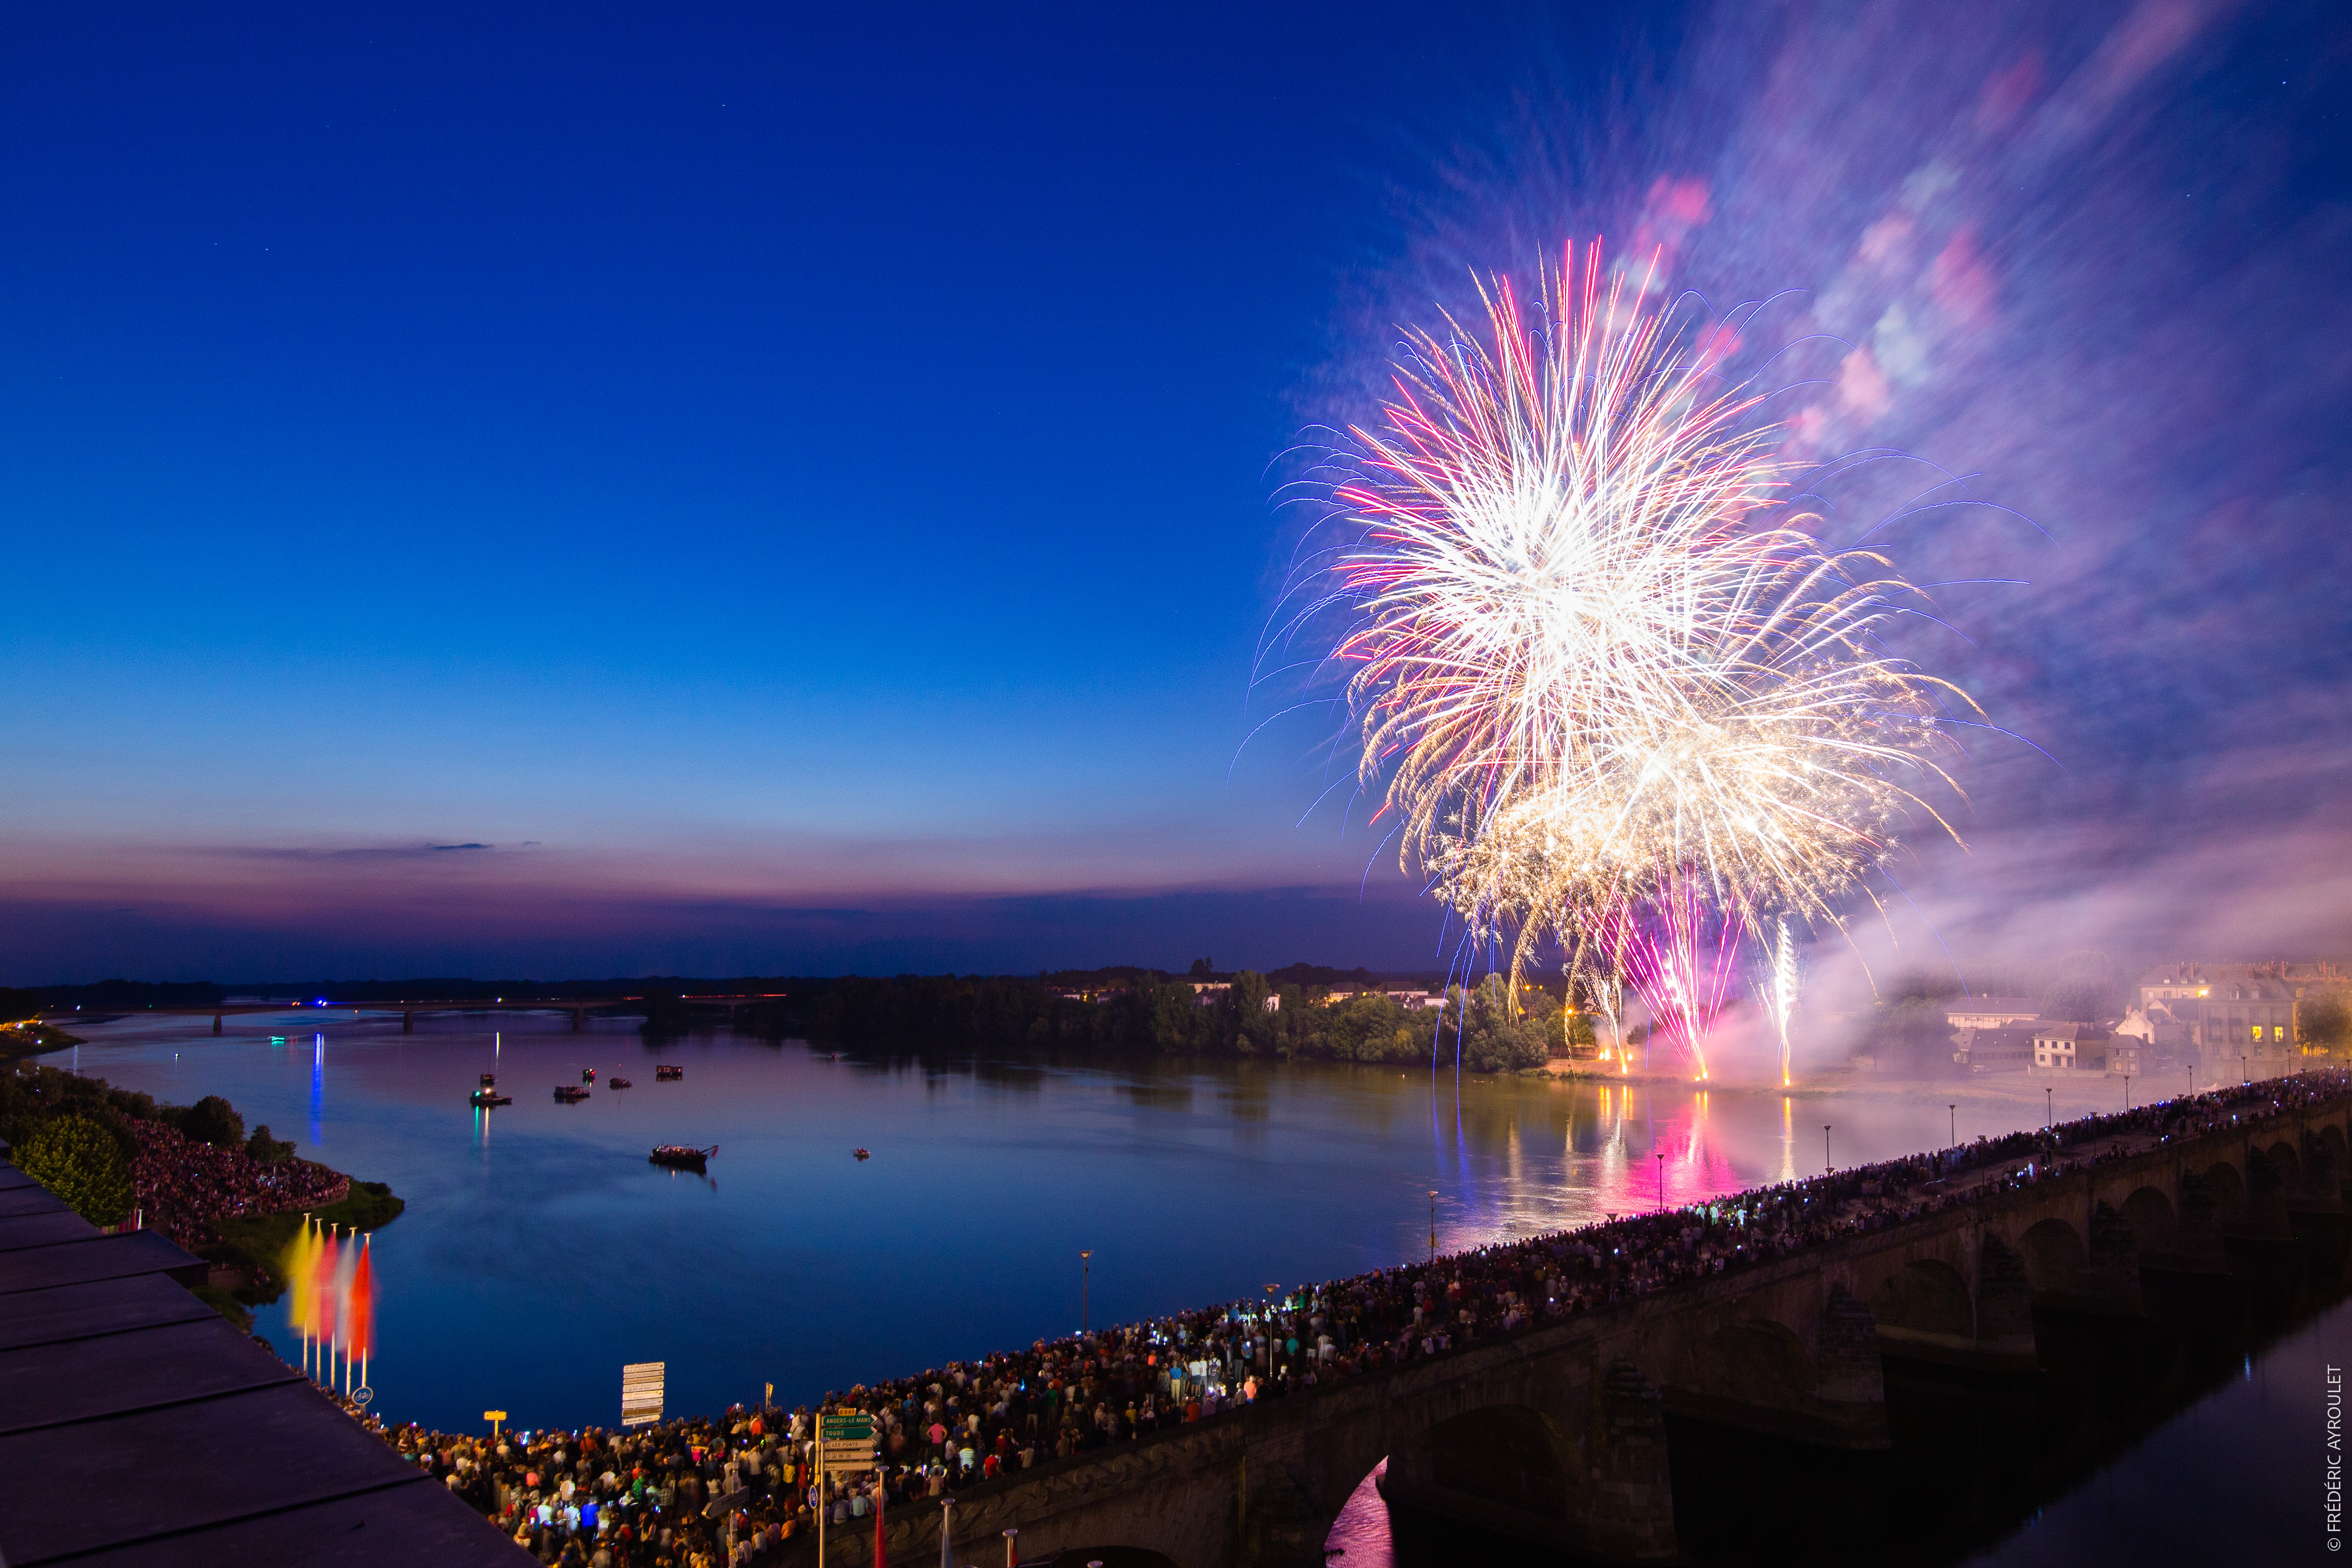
[245,1123,295,1163]
[18,1115,133,1225]
[2301,996,2351,1055]
[1447,976,1552,1072]
[179,1094,244,1147]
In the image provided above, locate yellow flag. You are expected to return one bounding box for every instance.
[282,1220,318,1335]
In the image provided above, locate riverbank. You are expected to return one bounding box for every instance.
[1,1058,403,1331]
[0,1020,84,1065]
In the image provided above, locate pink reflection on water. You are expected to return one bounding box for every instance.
[1323,1457,1392,1568]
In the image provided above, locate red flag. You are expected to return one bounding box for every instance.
[348,1237,376,1358]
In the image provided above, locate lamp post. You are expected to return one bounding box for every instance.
[2045,1087,2052,1130]
[1263,1284,1280,1380]
[1656,1151,1665,1210]
[2125,1075,2132,1112]
[1428,1191,1438,1262]
[1823,1124,1831,1175]
[1079,1250,1092,1335]
[1948,1104,1957,1147]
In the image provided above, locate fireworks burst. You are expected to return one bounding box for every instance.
[1314,242,1981,1076]
[1766,915,1800,1087]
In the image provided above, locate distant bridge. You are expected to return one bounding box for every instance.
[791,1084,2352,1568]
[41,992,790,1035]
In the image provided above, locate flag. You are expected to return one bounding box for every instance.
[280,1221,318,1335]
[348,1236,376,1359]
[332,1234,358,1347]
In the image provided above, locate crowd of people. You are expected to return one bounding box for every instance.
[357,1069,2350,1566]
[129,1117,348,1249]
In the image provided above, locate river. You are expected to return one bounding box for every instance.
[50,1010,2338,1563]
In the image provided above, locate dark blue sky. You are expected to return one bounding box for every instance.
[1,2,2345,982]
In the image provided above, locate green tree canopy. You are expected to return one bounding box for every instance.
[179,1094,244,1147]
[2302,996,2351,1053]
[18,1114,133,1225]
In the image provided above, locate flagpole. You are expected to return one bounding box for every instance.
[328,1222,341,1390]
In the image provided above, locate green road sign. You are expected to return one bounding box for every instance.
[819,1415,875,1440]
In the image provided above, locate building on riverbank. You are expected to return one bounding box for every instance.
[1953,1025,2035,1073]
[2029,1022,2114,1076]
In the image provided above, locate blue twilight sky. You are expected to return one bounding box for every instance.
[1,2,2347,982]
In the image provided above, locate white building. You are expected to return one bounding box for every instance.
[2029,1022,2113,1075]
[1945,996,2039,1030]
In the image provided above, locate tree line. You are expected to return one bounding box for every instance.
[732,971,1570,1073]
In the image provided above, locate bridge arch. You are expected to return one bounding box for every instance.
[2122,1187,2177,1248]
[1378,1401,1586,1545]
[1668,1316,1817,1413]
[2204,1160,2247,1215]
[2016,1218,2088,1294]
[2322,1124,2348,1165]
[1867,1259,1972,1340]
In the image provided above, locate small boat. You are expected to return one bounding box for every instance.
[654,1065,684,1081]
[471,1088,512,1107]
[554,1084,592,1103]
[853,1148,871,1161]
[582,1067,596,1083]
[608,1075,634,1090]
[480,1072,498,1087]
[649,1144,717,1170]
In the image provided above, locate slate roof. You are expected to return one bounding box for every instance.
[0,1155,529,1566]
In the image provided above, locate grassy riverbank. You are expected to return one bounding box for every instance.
[0,1021,84,1065]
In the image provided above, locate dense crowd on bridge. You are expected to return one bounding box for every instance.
[129,1117,347,1249]
[356,1069,2350,1565]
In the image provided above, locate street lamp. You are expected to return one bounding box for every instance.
[2044,1086,2052,1130]
[1263,1284,1281,1379]
[1823,1124,1832,1175]
[1948,1104,1957,1147]
[1428,1190,1438,1262]
[1079,1250,1092,1335]
[2124,1075,2132,1112]
[1655,1151,1665,1210]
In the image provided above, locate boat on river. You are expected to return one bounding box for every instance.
[649,1144,716,1170]
[472,1072,512,1107]
[582,1067,596,1083]
[608,1075,633,1090]
[554,1084,592,1103]
[654,1065,684,1080]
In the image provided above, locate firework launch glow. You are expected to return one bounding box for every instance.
[1316,242,1984,1077]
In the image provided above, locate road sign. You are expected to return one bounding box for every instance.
[621,1362,665,1429]
[819,1443,877,1465]
[819,1414,874,1439]
[483,1410,508,1422]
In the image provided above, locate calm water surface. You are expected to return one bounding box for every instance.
[57,1011,2324,1563]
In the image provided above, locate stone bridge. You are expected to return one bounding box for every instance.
[798,1088,2352,1568]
